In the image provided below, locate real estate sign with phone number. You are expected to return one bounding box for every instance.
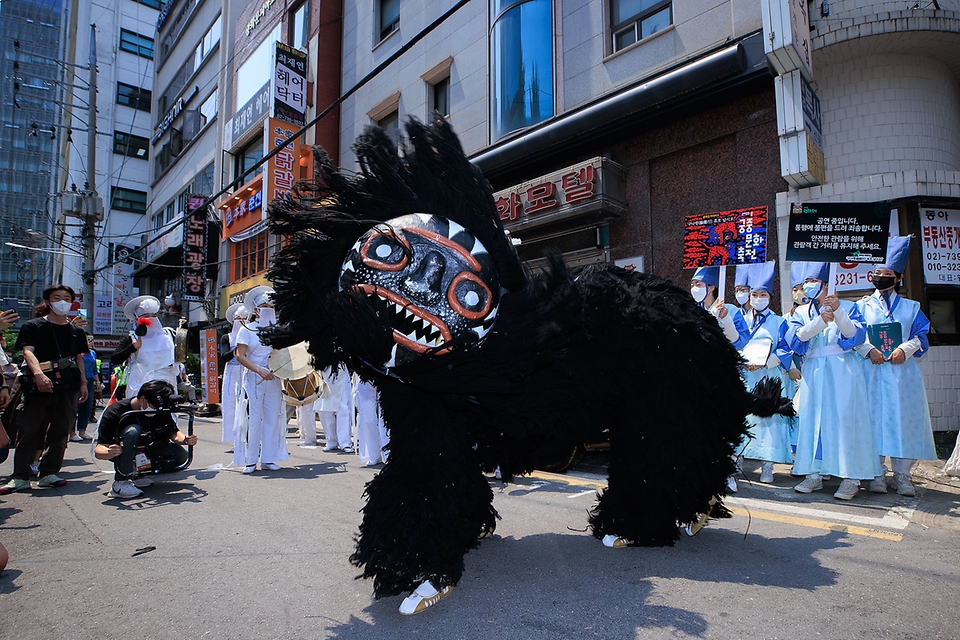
[920,207,960,286]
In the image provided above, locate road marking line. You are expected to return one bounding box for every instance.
[726,506,904,541]
[731,496,911,530]
[527,471,605,489]
[567,490,595,499]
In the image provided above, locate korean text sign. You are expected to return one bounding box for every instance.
[682,206,768,268]
[919,207,960,285]
[785,202,890,263]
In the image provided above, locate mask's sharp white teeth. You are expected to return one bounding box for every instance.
[475,325,490,339]
[394,303,404,316]
[343,261,355,273]
[385,344,398,368]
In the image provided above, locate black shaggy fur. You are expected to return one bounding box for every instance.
[264,118,787,599]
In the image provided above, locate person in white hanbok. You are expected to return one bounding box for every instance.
[114,296,179,400]
[355,377,389,466]
[233,286,288,473]
[316,364,354,453]
[855,236,936,497]
[220,303,249,444]
[735,262,795,483]
[786,262,880,500]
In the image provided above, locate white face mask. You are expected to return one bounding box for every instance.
[802,281,822,301]
[257,307,277,326]
[50,300,72,316]
[690,285,708,303]
[751,297,770,312]
[735,291,750,306]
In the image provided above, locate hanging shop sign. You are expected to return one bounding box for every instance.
[682,207,768,268]
[221,175,265,240]
[919,206,960,286]
[182,196,208,301]
[775,70,824,188]
[760,0,812,80]
[225,82,271,151]
[93,295,113,336]
[274,42,307,127]
[266,118,300,203]
[492,157,626,231]
[785,202,890,263]
[112,244,136,334]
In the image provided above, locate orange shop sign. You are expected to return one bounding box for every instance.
[266,117,300,203]
[220,175,264,240]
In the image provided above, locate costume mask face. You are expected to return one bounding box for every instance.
[339,213,500,368]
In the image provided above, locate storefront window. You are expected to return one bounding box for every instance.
[232,231,269,281]
[491,0,553,140]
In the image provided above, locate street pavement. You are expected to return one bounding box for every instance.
[1,414,959,639]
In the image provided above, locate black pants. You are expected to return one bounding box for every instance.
[114,422,188,481]
[11,386,79,481]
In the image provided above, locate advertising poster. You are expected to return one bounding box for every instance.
[785,202,890,263]
[682,206,768,268]
[919,206,960,285]
[201,328,220,404]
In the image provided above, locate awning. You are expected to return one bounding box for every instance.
[131,246,183,278]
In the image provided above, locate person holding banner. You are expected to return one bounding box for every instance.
[233,286,288,473]
[735,262,795,484]
[855,236,936,497]
[690,266,749,349]
[220,303,249,444]
[786,262,880,500]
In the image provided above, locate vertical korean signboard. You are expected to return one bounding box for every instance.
[201,328,220,404]
[682,207,768,268]
[182,196,208,302]
[112,244,136,334]
[919,206,960,285]
[274,42,307,127]
[266,118,301,203]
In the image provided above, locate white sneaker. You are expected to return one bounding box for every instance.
[794,473,823,493]
[242,464,257,474]
[894,473,916,497]
[341,446,354,454]
[261,462,280,471]
[833,478,860,500]
[868,476,888,494]
[398,581,453,615]
[110,480,143,499]
[759,461,774,484]
[725,475,738,493]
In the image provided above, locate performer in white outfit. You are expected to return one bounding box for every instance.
[735,262,794,484]
[233,286,288,473]
[355,377,389,466]
[316,364,354,453]
[220,303,249,443]
[786,262,880,500]
[118,296,179,400]
[855,236,936,497]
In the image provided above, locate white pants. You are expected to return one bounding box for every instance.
[297,404,317,446]
[239,373,287,466]
[355,380,388,465]
[221,363,243,443]
[318,378,353,449]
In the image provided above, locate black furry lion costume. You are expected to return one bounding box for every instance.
[264,117,790,607]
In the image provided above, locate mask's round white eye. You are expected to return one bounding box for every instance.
[465,291,480,306]
[376,244,392,258]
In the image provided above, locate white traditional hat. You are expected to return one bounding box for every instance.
[225,302,249,323]
[243,285,275,313]
[123,295,162,321]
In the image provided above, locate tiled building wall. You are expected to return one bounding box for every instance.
[919,346,960,431]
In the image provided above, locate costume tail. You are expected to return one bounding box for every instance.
[747,377,795,418]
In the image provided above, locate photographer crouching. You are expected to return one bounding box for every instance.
[94,380,197,499]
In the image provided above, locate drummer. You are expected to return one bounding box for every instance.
[270,346,323,449]
[111,295,179,400]
[233,286,288,473]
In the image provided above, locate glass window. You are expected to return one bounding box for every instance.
[377,110,399,148]
[136,0,164,9]
[491,0,554,140]
[199,89,218,128]
[291,1,310,50]
[119,28,155,59]
[113,131,150,159]
[237,23,281,108]
[117,82,152,111]
[378,0,400,42]
[112,187,148,213]
[610,0,671,53]
[431,76,450,118]
[232,231,269,280]
[235,137,265,181]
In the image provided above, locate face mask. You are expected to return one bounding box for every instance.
[257,307,277,326]
[802,282,822,301]
[873,275,896,291]
[690,285,707,303]
[735,291,750,306]
[50,300,72,316]
[751,297,770,312]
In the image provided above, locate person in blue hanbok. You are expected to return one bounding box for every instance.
[735,262,795,484]
[786,262,880,500]
[691,266,750,350]
[691,266,749,493]
[733,267,753,317]
[782,262,810,452]
[855,236,936,497]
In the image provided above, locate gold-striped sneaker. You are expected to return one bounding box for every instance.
[398,581,453,615]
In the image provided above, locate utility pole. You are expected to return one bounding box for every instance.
[81,24,102,323]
